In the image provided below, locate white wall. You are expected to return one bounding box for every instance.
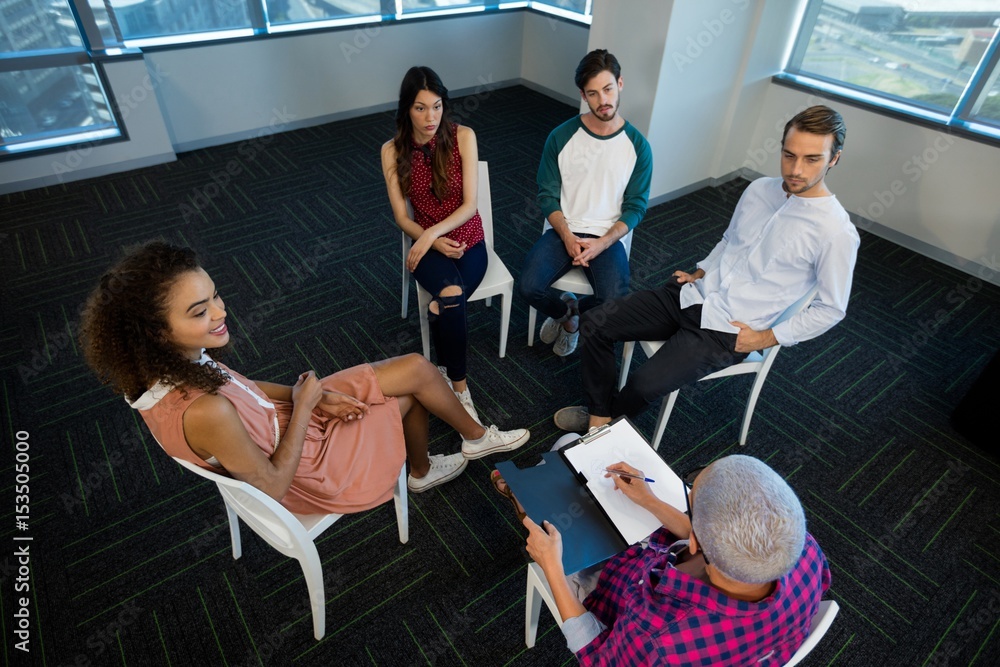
[150,12,525,151]
[520,11,589,105]
[585,0,672,137]
[0,58,175,196]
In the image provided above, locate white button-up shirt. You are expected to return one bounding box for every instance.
[680,177,859,346]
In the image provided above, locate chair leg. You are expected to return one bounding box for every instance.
[485,296,493,308]
[525,566,543,648]
[651,391,679,451]
[298,547,327,640]
[394,466,409,544]
[417,287,432,360]
[527,306,537,347]
[499,290,511,358]
[401,234,409,319]
[223,498,242,559]
[739,372,768,446]
[619,341,635,390]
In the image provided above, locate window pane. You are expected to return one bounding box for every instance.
[971,67,1000,125]
[107,0,252,40]
[533,0,588,14]
[400,0,485,14]
[0,0,83,53]
[266,0,381,25]
[0,64,116,146]
[792,0,1000,113]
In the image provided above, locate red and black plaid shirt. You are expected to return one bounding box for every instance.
[577,529,831,666]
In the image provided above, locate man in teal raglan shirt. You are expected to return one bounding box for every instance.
[519,49,653,357]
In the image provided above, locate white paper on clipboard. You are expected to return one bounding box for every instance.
[562,419,688,544]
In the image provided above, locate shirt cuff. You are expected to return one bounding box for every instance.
[561,611,607,653]
[772,322,796,347]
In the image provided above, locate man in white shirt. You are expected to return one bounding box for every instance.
[555,105,860,432]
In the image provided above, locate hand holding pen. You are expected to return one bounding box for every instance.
[604,462,657,505]
[604,468,655,483]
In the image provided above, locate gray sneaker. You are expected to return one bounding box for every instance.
[408,453,468,493]
[554,406,590,432]
[539,292,578,345]
[553,327,580,356]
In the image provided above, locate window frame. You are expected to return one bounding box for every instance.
[1,0,590,160]
[776,0,1000,148]
[0,2,127,161]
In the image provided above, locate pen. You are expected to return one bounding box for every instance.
[605,468,655,483]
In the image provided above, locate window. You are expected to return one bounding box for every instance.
[399,1,486,18]
[781,0,1000,141]
[0,0,119,155]
[266,0,382,27]
[107,0,253,43]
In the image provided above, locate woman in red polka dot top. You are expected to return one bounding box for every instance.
[381,66,487,423]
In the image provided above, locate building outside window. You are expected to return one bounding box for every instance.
[0,0,117,154]
[785,0,1000,134]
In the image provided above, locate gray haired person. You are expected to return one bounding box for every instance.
[523,454,831,664]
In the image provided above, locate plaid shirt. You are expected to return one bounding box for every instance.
[576,529,830,666]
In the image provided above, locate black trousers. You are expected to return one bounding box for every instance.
[580,277,748,418]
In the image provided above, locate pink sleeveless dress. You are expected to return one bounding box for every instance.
[134,361,406,515]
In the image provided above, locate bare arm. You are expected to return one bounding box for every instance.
[523,517,588,621]
[184,372,323,501]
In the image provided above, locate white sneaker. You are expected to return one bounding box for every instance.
[437,366,453,390]
[408,453,468,493]
[462,425,530,460]
[455,388,480,424]
[553,328,580,357]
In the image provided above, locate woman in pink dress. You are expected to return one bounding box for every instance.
[381,66,488,422]
[80,241,529,513]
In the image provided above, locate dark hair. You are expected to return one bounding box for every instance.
[782,105,846,160]
[392,66,455,201]
[574,49,621,91]
[80,240,228,402]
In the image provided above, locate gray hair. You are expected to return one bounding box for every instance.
[692,455,806,584]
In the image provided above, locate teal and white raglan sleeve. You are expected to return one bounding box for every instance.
[619,126,653,230]
[536,118,579,220]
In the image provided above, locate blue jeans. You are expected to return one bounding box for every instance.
[411,241,487,383]
[519,229,630,320]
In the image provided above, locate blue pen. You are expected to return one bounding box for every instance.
[605,468,655,483]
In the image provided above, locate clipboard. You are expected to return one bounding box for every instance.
[495,417,687,573]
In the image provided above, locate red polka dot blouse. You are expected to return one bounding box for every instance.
[408,124,484,248]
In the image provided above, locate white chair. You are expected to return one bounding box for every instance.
[525,560,840,665]
[618,287,819,450]
[172,457,409,641]
[784,600,840,666]
[526,223,633,346]
[400,161,514,357]
[525,562,562,648]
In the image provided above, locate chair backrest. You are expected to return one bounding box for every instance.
[784,599,839,667]
[173,457,311,556]
[758,286,820,363]
[542,219,633,258]
[477,161,494,249]
[774,286,820,329]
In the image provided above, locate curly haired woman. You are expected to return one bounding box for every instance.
[80,241,529,513]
